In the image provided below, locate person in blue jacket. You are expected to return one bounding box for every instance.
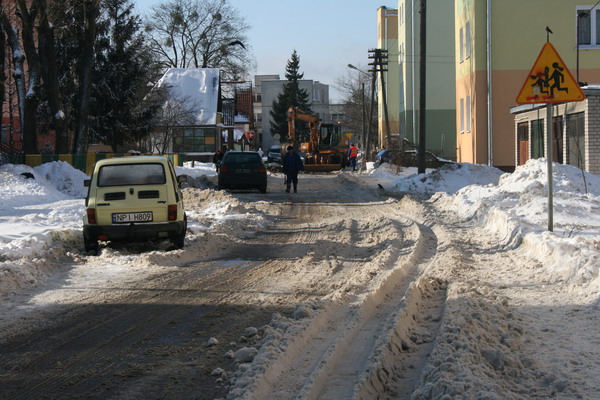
[282,145,304,193]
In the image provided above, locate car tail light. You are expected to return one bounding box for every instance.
[86,208,97,224]
[168,204,178,221]
[258,165,266,174]
[220,165,229,173]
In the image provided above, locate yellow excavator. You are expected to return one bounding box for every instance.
[287,106,347,172]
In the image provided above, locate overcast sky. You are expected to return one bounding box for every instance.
[134,0,395,102]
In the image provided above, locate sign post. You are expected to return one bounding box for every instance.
[516,41,586,231]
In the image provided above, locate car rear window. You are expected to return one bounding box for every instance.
[97,163,166,186]
[224,153,262,164]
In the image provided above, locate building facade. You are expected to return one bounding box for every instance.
[455,0,600,170]
[256,77,330,150]
[377,7,401,149]
[511,87,600,175]
[396,0,457,160]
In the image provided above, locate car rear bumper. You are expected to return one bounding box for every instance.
[84,221,186,241]
[218,174,267,188]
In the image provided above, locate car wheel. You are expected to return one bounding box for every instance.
[259,185,267,194]
[170,216,187,250]
[171,232,185,249]
[84,234,98,254]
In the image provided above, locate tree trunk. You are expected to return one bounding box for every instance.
[16,0,41,154]
[35,0,68,154]
[0,10,27,152]
[73,0,100,154]
[0,26,5,118]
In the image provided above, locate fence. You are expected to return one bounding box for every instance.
[0,153,185,175]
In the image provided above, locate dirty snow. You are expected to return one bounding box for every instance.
[1,158,600,398]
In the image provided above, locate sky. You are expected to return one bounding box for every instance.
[134,0,396,102]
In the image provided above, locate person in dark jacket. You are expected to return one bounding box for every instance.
[282,145,304,193]
[213,149,224,172]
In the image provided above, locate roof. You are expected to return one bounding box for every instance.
[155,68,220,125]
[94,156,169,166]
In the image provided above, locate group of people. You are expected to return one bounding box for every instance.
[213,143,360,193]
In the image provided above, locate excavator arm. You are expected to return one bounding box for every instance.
[287,107,320,152]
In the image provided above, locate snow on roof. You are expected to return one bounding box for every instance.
[155,68,220,125]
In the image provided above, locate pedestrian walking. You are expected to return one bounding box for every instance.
[348,143,358,171]
[282,145,304,193]
[213,149,224,172]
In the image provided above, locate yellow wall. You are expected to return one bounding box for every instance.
[455,0,600,168]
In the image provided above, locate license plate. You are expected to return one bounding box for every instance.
[112,211,153,223]
[235,168,252,173]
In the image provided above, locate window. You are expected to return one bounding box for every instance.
[459,98,465,132]
[577,7,600,47]
[459,22,471,62]
[465,95,471,132]
[459,27,464,62]
[173,127,217,153]
[531,119,544,159]
[465,22,471,59]
[566,112,585,168]
[256,113,262,123]
[1,125,8,143]
[98,163,166,187]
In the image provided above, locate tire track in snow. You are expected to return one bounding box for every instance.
[245,198,443,400]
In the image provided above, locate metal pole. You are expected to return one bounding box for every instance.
[546,103,553,232]
[418,0,427,174]
[577,14,581,84]
[361,82,366,149]
[379,63,392,149]
[366,70,377,161]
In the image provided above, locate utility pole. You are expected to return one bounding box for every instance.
[368,49,391,151]
[418,0,427,174]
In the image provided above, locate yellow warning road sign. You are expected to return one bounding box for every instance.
[516,42,585,104]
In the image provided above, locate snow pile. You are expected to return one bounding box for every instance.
[0,160,268,295]
[362,159,600,287]
[412,283,570,399]
[367,162,504,196]
[445,159,600,286]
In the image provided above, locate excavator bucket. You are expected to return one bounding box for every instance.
[303,151,345,172]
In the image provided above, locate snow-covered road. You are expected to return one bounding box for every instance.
[1,159,600,399]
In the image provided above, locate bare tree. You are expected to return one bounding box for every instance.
[144,0,253,80]
[142,89,199,154]
[336,66,377,149]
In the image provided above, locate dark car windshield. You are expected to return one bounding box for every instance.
[268,147,280,153]
[97,163,166,186]
[223,152,262,164]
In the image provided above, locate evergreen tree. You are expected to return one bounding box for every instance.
[270,50,312,143]
[89,0,157,151]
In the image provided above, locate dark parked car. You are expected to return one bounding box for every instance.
[267,145,282,164]
[218,151,267,193]
[374,149,454,169]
